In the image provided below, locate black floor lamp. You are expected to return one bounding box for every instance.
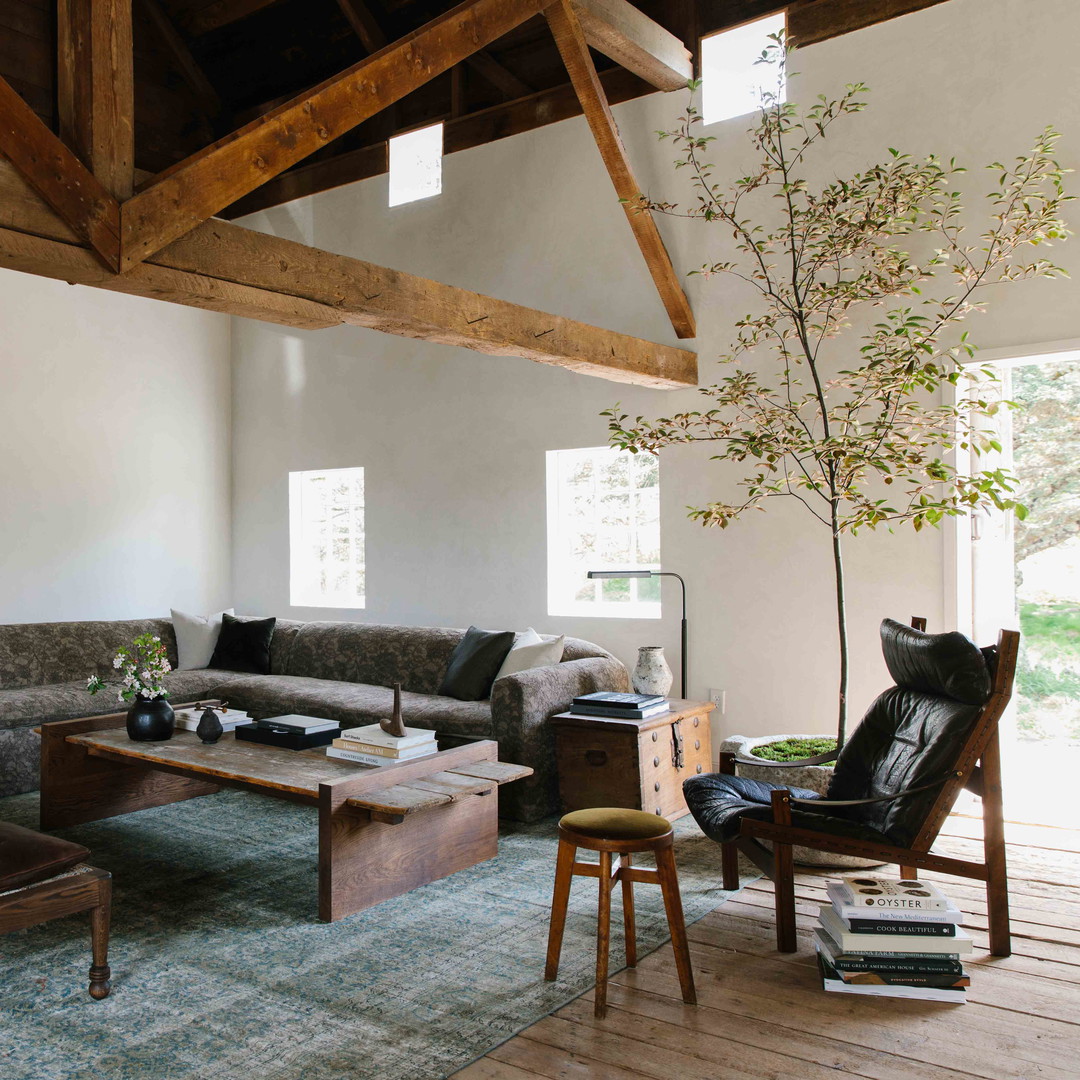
[587,569,687,699]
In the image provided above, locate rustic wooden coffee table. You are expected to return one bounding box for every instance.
[38,705,531,921]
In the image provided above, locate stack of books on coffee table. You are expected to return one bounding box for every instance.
[814,875,971,1003]
[570,692,671,720]
[327,723,438,767]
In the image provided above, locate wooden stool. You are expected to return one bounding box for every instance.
[544,807,696,1018]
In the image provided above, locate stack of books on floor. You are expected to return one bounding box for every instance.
[814,875,971,1003]
[327,723,438,767]
[571,691,670,719]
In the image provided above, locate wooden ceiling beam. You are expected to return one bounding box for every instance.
[0,157,696,387]
[220,65,650,219]
[786,0,953,46]
[119,0,551,271]
[569,0,692,91]
[138,0,222,118]
[171,0,280,37]
[57,0,135,199]
[334,0,387,53]
[0,77,120,269]
[547,0,694,338]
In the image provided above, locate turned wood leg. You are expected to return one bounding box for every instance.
[981,732,1012,957]
[621,853,637,968]
[545,837,576,981]
[771,790,797,953]
[721,840,740,891]
[88,875,112,1000]
[656,844,696,1006]
[594,849,613,1019]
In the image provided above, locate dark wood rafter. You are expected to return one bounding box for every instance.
[57,0,134,200]
[547,0,695,338]
[0,76,121,269]
[119,0,553,270]
[170,0,279,37]
[786,0,953,46]
[0,157,697,387]
[137,0,222,118]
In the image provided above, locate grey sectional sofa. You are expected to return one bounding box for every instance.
[0,617,628,821]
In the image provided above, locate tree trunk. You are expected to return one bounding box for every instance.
[831,504,849,746]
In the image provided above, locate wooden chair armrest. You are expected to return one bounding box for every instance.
[788,771,960,807]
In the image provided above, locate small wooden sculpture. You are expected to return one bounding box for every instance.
[380,682,407,737]
[196,704,224,744]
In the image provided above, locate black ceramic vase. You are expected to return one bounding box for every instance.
[126,696,175,742]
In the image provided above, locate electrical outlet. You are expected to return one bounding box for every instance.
[709,688,726,714]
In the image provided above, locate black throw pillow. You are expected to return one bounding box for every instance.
[208,614,277,675]
[439,626,516,701]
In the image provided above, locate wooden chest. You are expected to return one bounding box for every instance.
[550,700,715,821]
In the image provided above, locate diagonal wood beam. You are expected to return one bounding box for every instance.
[0,78,120,270]
[120,0,550,272]
[334,0,388,53]
[547,0,695,339]
[0,157,697,388]
[570,0,693,91]
[57,0,134,199]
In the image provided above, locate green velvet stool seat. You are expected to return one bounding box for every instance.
[544,807,696,1018]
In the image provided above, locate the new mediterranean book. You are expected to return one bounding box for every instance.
[328,722,438,766]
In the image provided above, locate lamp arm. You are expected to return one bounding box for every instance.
[653,571,687,699]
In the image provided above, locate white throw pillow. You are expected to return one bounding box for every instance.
[495,628,566,681]
[171,608,235,670]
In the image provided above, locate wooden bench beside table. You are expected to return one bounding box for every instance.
[37,705,531,922]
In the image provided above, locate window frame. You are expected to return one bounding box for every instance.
[546,446,662,620]
[288,466,367,610]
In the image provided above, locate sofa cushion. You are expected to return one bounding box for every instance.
[171,608,234,670]
[209,615,276,675]
[214,675,494,738]
[0,618,176,691]
[439,626,516,701]
[286,622,466,694]
[0,822,90,892]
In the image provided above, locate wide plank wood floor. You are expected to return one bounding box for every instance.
[453,814,1080,1080]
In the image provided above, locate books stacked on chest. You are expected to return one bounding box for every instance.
[814,875,970,1003]
[570,692,671,720]
[327,723,438,767]
[174,708,253,733]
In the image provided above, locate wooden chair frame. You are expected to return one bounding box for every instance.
[718,627,1020,956]
[0,865,112,998]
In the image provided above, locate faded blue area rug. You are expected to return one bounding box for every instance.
[0,790,751,1080]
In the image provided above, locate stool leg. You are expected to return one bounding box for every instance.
[621,853,637,968]
[88,876,112,1000]
[545,837,576,981]
[594,849,613,1019]
[656,845,696,1006]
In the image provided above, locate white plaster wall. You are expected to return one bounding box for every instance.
[231,0,1080,747]
[0,271,233,622]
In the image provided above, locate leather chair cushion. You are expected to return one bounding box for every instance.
[560,807,673,841]
[682,773,891,846]
[0,821,90,892]
[880,618,992,705]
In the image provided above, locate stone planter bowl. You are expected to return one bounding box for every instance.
[722,734,885,869]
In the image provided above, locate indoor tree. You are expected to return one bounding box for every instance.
[605,37,1071,746]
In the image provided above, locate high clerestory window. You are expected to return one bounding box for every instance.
[289,467,366,608]
[546,447,661,618]
[388,123,444,207]
[700,12,787,125]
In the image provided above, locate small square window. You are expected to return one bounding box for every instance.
[701,13,786,126]
[388,123,443,207]
[289,467,365,608]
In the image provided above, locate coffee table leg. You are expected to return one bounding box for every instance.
[317,790,498,922]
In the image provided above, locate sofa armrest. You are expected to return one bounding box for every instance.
[489,656,630,822]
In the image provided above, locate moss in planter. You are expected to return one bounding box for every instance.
[749,736,838,762]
